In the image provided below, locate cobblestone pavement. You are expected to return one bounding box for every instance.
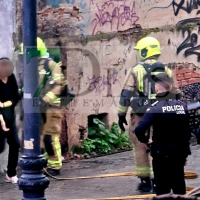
[0,145,200,200]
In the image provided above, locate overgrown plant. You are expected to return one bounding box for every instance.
[78,118,132,155]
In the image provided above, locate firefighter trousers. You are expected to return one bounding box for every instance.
[129,113,153,178]
[41,107,62,170]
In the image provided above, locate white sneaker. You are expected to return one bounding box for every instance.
[5,174,18,184]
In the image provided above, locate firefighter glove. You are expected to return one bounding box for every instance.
[118,114,128,131]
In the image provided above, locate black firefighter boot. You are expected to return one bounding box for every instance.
[137,177,152,193]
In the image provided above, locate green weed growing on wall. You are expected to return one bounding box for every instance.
[77,118,132,155]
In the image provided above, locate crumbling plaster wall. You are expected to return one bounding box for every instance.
[16,0,200,151]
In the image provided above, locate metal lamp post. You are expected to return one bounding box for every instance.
[18,0,49,199]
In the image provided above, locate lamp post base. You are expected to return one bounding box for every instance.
[18,155,50,200]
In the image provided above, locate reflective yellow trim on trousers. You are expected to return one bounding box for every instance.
[132,147,153,178]
[136,167,153,177]
[118,104,128,113]
[47,135,62,169]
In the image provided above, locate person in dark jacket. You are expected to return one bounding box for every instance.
[135,73,191,196]
[0,57,20,184]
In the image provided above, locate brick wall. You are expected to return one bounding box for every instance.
[167,63,200,86]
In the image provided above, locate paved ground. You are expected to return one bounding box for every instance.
[0,144,200,200]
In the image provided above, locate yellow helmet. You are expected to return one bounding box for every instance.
[18,37,47,57]
[134,37,161,60]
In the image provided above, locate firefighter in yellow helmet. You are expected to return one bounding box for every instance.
[118,37,181,192]
[19,37,67,176]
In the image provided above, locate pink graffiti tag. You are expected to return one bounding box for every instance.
[87,70,121,93]
[90,0,94,5]
[92,0,139,35]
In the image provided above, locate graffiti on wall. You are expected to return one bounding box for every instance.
[176,18,200,61]
[87,69,121,94]
[91,0,139,35]
[145,0,175,17]
[173,0,200,16]
[135,0,174,17]
[112,44,132,70]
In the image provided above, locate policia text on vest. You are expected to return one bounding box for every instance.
[162,105,185,114]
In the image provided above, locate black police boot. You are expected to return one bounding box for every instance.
[44,168,60,176]
[151,179,156,194]
[137,177,152,193]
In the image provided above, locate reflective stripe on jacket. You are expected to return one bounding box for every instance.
[118,59,181,114]
[38,58,67,107]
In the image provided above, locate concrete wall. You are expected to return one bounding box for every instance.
[16,0,200,152]
[0,0,16,173]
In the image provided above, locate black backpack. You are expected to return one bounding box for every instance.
[130,62,166,115]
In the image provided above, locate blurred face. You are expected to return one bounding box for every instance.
[0,59,14,78]
[155,82,171,93]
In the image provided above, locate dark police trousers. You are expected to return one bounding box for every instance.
[0,119,20,177]
[151,143,186,195]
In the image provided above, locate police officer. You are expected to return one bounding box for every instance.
[135,73,191,195]
[118,37,181,192]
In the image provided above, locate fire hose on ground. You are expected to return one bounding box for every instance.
[43,169,199,199]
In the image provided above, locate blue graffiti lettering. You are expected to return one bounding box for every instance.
[46,0,87,9]
[145,0,175,17]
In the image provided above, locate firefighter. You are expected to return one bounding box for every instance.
[19,37,67,176]
[135,73,191,195]
[118,37,181,192]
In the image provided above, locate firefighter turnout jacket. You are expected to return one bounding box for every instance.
[38,58,67,107]
[118,59,181,115]
[135,92,191,158]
